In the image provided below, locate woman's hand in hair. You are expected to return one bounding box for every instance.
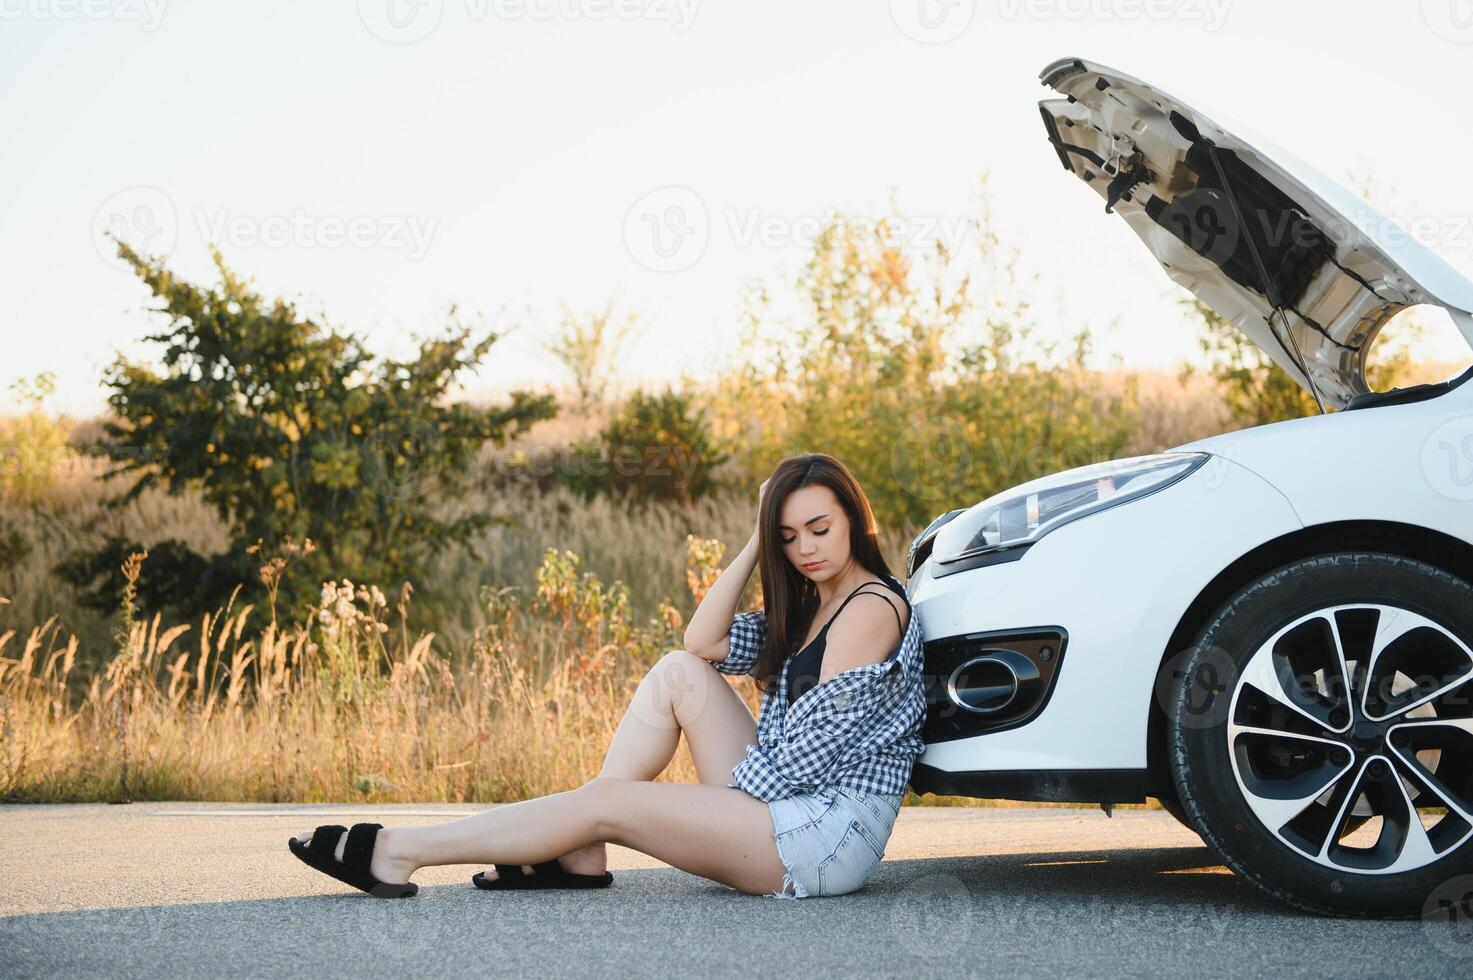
[752,477,771,545]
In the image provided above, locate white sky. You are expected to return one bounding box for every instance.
[4,0,1473,417]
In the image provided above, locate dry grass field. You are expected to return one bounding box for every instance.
[2,362,1467,807]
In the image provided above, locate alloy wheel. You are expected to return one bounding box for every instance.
[1226,603,1473,874]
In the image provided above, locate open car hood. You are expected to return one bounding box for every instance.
[1038,57,1473,410]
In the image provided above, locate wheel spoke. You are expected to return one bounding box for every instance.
[1387,727,1473,826]
[1381,756,1440,872]
[1390,716,1473,738]
[1228,722,1342,748]
[1324,610,1357,715]
[1370,671,1473,723]
[1234,747,1352,833]
[1318,759,1373,862]
[1362,608,1473,721]
[1241,641,1341,732]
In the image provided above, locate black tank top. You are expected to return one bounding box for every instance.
[784,576,908,706]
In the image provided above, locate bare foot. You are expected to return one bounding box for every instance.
[294,826,415,886]
[476,841,607,883]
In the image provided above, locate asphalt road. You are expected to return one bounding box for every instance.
[1,802,1467,978]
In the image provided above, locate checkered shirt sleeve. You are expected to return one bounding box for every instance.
[710,608,766,677]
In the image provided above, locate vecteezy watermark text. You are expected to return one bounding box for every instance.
[468,0,698,28]
[0,0,168,30]
[726,208,972,253]
[623,185,978,273]
[889,0,1230,43]
[994,0,1231,30]
[357,0,699,44]
[193,208,437,260]
[92,186,439,271]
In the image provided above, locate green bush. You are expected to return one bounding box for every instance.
[0,371,71,508]
[559,387,728,504]
[56,241,557,623]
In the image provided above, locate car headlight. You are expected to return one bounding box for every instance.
[929,452,1210,575]
[906,507,965,581]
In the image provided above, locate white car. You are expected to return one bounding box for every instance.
[904,57,1473,918]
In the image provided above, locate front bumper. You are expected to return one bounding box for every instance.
[910,764,1147,804]
[906,455,1301,790]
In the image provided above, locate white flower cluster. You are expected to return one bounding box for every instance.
[317,579,389,634]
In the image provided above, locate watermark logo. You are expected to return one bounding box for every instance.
[1140,205,1241,279]
[486,442,709,493]
[358,0,444,43]
[623,186,709,273]
[358,415,444,500]
[1422,0,1473,43]
[889,0,974,43]
[888,872,973,957]
[92,185,178,272]
[627,649,712,731]
[1193,449,1235,493]
[891,416,973,503]
[1421,415,1473,501]
[1155,643,1238,730]
[1329,206,1473,257]
[1422,874,1473,958]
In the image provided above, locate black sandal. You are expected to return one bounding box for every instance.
[288,822,418,898]
[471,859,613,890]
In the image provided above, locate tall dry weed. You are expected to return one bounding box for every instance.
[0,543,724,803]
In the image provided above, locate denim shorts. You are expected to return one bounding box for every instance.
[765,784,903,899]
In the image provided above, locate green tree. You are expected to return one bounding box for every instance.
[710,193,1138,534]
[58,242,557,621]
[541,300,640,412]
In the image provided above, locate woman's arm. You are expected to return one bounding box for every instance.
[683,529,760,662]
[684,479,767,662]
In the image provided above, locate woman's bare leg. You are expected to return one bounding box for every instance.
[347,776,787,895]
[479,649,759,880]
[296,651,768,886]
[597,649,758,783]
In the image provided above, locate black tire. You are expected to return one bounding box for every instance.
[1154,795,1197,833]
[1168,552,1473,918]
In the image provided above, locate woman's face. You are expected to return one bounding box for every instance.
[777,484,852,583]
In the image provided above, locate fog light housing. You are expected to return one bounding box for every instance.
[947,649,1039,715]
[922,628,1067,742]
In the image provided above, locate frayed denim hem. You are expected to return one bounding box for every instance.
[766,871,809,900]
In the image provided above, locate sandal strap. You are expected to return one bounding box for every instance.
[474,863,546,886]
[311,824,348,854]
[342,823,382,870]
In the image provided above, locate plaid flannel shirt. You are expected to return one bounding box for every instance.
[711,573,927,802]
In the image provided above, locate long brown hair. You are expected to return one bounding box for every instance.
[752,452,896,693]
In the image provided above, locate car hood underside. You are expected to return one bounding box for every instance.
[1037,57,1473,410]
